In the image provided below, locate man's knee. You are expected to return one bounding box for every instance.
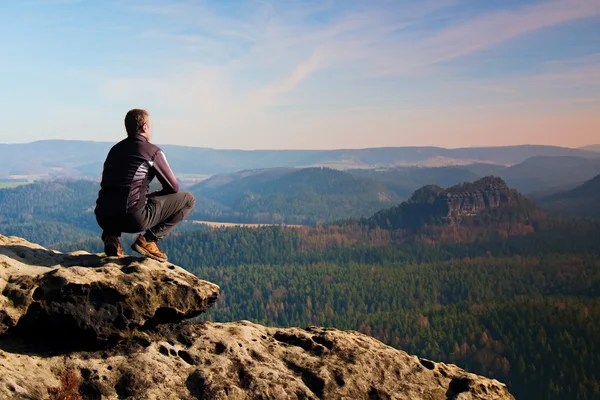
[183,191,195,209]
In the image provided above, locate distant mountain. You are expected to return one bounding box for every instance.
[298,145,598,168]
[189,167,409,224]
[346,155,600,196]
[188,155,600,224]
[347,165,496,194]
[367,177,545,241]
[4,150,595,238]
[539,174,600,219]
[579,144,600,152]
[0,167,414,238]
[1,140,597,180]
[494,156,600,194]
[190,168,298,205]
[0,168,411,237]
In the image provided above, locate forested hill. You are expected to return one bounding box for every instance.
[0,174,592,249]
[539,174,600,219]
[188,167,409,224]
[364,177,545,241]
[0,180,100,245]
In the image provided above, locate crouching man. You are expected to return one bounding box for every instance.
[94,109,195,261]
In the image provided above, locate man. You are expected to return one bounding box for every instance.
[94,109,196,261]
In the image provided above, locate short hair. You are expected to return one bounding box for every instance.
[124,109,150,136]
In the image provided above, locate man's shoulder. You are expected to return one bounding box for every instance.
[146,142,163,158]
[106,138,125,156]
[110,136,132,149]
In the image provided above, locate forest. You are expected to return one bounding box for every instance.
[191,256,600,400]
[3,176,600,399]
[55,220,600,400]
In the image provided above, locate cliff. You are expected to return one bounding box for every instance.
[438,177,510,220]
[0,234,514,399]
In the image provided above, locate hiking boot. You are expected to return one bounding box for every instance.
[103,235,124,257]
[131,235,168,262]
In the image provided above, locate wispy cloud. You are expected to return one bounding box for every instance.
[88,0,600,148]
[126,0,600,94]
[452,52,600,99]
[426,0,599,60]
[2,0,598,148]
[367,0,600,76]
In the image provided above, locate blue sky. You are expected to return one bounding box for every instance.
[0,0,599,149]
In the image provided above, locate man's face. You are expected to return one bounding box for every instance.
[142,117,153,141]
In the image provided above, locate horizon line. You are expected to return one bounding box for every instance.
[0,139,598,152]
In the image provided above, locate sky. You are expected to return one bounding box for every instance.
[0,0,599,150]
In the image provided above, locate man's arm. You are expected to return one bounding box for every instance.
[148,150,179,197]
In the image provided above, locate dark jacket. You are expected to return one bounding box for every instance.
[95,135,179,217]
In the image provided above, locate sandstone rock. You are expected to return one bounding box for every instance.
[0,234,219,348]
[370,177,541,233]
[436,179,511,222]
[0,320,515,400]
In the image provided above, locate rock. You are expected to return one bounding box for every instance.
[0,234,219,348]
[437,178,510,222]
[0,234,514,399]
[369,176,543,235]
[0,320,515,399]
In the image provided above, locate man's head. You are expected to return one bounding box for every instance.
[124,109,152,140]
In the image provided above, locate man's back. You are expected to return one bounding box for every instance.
[95,108,192,261]
[96,135,177,216]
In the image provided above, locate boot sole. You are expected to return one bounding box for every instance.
[131,243,168,262]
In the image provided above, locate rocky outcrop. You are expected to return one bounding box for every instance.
[0,234,219,348]
[369,176,542,232]
[436,178,511,221]
[0,234,515,399]
[1,321,515,400]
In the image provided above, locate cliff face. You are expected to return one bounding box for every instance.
[435,178,511,222]
[0,235,219,347]
[0,234,515,400]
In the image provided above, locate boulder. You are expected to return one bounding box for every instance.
[0,234,219,348]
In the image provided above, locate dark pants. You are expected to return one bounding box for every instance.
[96,191,196,241]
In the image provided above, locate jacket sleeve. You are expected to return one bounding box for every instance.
[149,149,179,196]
